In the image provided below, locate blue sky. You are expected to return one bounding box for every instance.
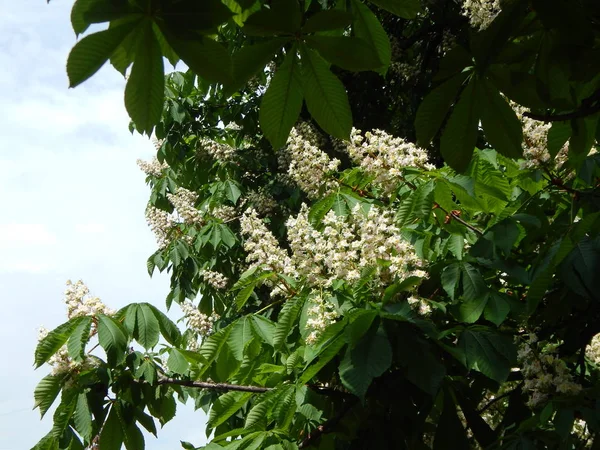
[0,1,208,448]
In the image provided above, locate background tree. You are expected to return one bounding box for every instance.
[33,0,600,449]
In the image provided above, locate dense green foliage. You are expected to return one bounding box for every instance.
[32,0,600,449]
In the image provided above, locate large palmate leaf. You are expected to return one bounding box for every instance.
[260,48,304,149]
[351,0,391,73]
[300,45,352,140]
[34,375,63,419]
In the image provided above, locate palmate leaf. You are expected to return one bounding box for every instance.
[167,348,190,374]
[242,0,301,36]
[146,303,181,345]
[303,10,353,33]
[273,295,306,349]
[208,391,253,430]
[300,45,352,140]
[251,315,276,346]
[70,0,136,35]
[368,0,421,19]
[300,332,346,384]
[73,393,93,444]
[351,0,391,73]
[35,317,85,368]
[416,72,468,147]
[305,36,384,72]
[124,20,164,135]
[478,79,523,159]
[339,324,392,400]
[198,325,234,377]
[66,316,92,362]
[67,20,139,88]
[228,317,254,361]
[459,327,516,383]
[97,314,129,364]
[34,374,63,419]
[259,48,304,149]
[99,404,124,450]
[51,393,78,438]
[440,77,480,172]
[134,303,160,350]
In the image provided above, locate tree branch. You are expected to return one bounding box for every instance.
[523,89,600,123]
[158,377,271,393]
[434,203,484,236]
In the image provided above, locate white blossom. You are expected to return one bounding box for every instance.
[343,128,434,195]
[180,301,219,338]
[201,139,237,162]
[211,205,237,222]
[282,126,340,199]
[461,0,501,30]
[145,206,175,249]
[137,157,169,178]
[407,296,432,315]
[64,280,113,319]
[167,188,204,226]
[203,270,229,290]
[305,291,339,345]
[243,189,278,216]
[37,326,98,377]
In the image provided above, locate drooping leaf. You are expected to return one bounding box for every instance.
[416,72,468,147]
[303,10,353,33]
[124,21,165,135]
[167,348,190,374]
[351,0,391,72]
[259,48,304,149]
[243,0,302,36]
[459,327,516,383]
[227,317,254,361]
[305,36,384,72]
[67,21,139,88]
[300,45,352,140]
[97,314,128,364]
[134,303,160,350]
[440,78,480,172]
[274,296,306,349]
[478,79,523,159]
[66,316,93,362]
[35,317,84,368]
[34,375,63,419]
[484,292,511,326]
[73,394,93,443]
[99,405,124,450]
[368,0,421,19]
[70,0,136,36]
[146,303,181,345]
[208,391,253,430]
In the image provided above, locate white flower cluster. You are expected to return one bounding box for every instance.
[240,209,293,276]
[518,334,582,408]
[461,0,501,30]
[137,157,169,178]
[586,333,600,365]
[202,139,237,162]
[344,128,434,195]
[407,296,432,315]
[167,188,204,226]
[180,301,219,338]
[283,126,340,199]
[512,103,569,170]
[305,291,339,345]
[211,205,237,222]
[202,270,229,290]
[146,206,175,249]
[286,204,425,287]
[64,280,113,319]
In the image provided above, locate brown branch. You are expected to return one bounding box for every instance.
[158,377,271,393]
[523,89,600,123]
[477,383,522,414]
[434,203,484,236]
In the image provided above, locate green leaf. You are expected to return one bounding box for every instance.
[208,391,253,430]
[167,348,190,374]
[484,292,510,326]
[243,0,302,36]
[228,317,254,361]
[351,0,391,73]
[460,263,487,301]
[35,317,83,368]
[198,325,234,376]
[236,281,258,310]
[339,324,391,400]
[73,394,93,443]
[305,36,384,71]
[260,48,303,149]
[547,121,571,158]
[416,73,468,147]
[164,35,232,84]
[251,315,276,346]
[134,409,157,437]
[458,295,488,323]
[67,21,138,88]
[97,314,128,364]
[274,296,305,349]
[300,45,352,140]
[146,303,181,345]
[345,310,378,348]
[135,303,160,350]
[440,77,479,172]
[303,10,353,33]
[124,21,164,135]
[308,194,336,226]
[368,0,421,19]
[441,263,461,300]
[34,375,63,419]
[300,333,346,383]
[122,422,145,450]
[160,0,234,35]
[433,391,470,450]
[226,39,288,96]
[51,394,77,438]
[70,0,136,36]
[459,328,516,383]
[478,79,523,159]
[30,432,58,450]
[67,316,92,362]
[99,405,124,450]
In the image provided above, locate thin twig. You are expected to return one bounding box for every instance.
[158,377,271,393]
[435,203,484,236]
